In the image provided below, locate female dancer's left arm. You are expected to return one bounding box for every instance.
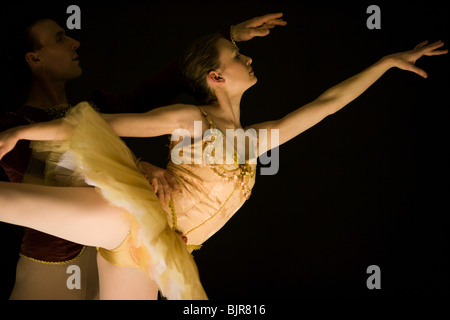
[0,103,198,160]
[0,118,74,160]
[248,40,447,155]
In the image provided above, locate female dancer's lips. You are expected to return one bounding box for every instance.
[249,69,254,75]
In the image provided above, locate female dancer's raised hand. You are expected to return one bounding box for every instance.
[232,12,287,42]
[385,40,447,78]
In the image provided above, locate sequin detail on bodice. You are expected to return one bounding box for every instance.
[162,107,257,249]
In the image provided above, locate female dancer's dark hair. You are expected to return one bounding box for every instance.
[179,33,224,104]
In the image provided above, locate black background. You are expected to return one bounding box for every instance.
[0,0,448,300]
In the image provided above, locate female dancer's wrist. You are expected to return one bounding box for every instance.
[14,120,68,142]
[14,124,39,141]
[230,25,240,50]
[378,55,397,70]
[10,126,25,141]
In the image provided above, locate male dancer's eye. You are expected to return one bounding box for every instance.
[56,33,65,43]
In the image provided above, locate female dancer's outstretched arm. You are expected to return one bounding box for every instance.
[0,103,199,160]
[249,40,447,154]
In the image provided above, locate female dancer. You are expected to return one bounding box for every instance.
[0,35,446,299]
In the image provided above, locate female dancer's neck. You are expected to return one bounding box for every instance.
[210,91,242,129]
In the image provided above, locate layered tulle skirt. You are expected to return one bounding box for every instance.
[30,102,207,300]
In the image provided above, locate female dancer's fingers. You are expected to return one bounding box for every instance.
[262,23,276,30]
[160,179,171,202]
[154,177,166,203]
[425,48,448,55]
[406,63,428,78]
[421,40,445,53]
[145,174,159,194]
[248,13,284,27]
[265,18,287,26]
[415,40,429,49]
[252,28,271,37]
[151,177,159,194]
[423,41,448,55]
[166,174,180,193]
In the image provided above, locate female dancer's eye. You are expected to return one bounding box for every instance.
[234,54,240,60]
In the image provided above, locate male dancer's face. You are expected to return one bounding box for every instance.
[28,19,82,82]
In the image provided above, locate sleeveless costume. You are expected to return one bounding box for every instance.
[30,102,257,299]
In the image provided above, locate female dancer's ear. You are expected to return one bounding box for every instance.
[208,71,225,84]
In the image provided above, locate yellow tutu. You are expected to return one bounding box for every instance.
[31,102,207,300]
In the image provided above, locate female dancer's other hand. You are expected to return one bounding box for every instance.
[232,12,287,42]
[0,128,20,160]
[138,160,180,203]
[384,40,448,78]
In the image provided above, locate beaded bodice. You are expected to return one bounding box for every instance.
[162,107,257,249]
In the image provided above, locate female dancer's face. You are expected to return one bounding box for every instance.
[213,38,257,94]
